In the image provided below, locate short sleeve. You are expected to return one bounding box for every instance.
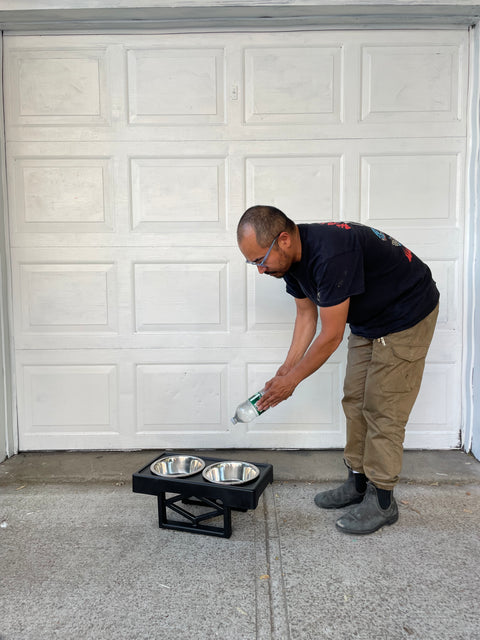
[284,273,307,299]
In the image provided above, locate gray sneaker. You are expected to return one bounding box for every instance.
[314,471,366,509]
[335,482,399,535]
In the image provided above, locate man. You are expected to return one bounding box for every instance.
[237,205,439,535]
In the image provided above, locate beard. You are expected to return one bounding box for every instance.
[263,247,291,278]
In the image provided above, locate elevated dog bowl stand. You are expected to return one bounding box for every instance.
[132,452,273,538]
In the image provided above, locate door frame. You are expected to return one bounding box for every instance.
[464,23,480,458]
[0,31,16,461]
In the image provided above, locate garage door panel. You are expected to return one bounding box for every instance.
[245,154,342,222]
[428,259,459,329]
[404,362,462,449]
[18,262,118,335]
[248,271,297,330]
[7,140,232,246]
[127,47,225,126]
[9,155,115,234]
[11,246,248,351]
[360,44,465,124]
[4,31,468,144]
[360,152,462,225]
[135,363,228,434]
[130,155,227,232]
[352,30,467,138]
[134,261,228,333]
[244,45,343,126]
[19,363,119,439]
[5,46,110,127]
[238,362,345,448]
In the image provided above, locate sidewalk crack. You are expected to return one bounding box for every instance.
[262,485,291,640]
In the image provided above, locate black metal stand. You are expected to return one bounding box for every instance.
[132,452,273,539]
[158,493,232,538]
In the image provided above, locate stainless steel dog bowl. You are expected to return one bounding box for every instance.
[150,455,205,478]
[202,461,260,485]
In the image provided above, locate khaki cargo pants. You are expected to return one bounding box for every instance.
[342,304,439,490]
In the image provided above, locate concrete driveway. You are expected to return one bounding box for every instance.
[1,450,479,640]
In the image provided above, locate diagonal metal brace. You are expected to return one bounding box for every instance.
[157,492,232,538]
[166,494,225,524]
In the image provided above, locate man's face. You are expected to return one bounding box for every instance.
[238,227,294,278]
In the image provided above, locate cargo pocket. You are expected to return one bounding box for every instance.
[380,344,429,393]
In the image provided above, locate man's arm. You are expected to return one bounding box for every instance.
[257,298,350,410]
[276,297,319,376]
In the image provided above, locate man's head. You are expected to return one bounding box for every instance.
[237,205,300,278]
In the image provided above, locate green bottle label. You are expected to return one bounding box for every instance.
[248,391,265,415]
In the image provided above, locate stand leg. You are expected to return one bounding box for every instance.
[158,493,167,528]
[156,493,233,538]
[223,506,232,538]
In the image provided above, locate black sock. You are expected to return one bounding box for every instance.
[353,472,367,493]
[376,488,392,509]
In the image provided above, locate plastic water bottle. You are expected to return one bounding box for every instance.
[231,390,266,425]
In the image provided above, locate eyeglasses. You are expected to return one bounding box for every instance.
[245,233,281,267]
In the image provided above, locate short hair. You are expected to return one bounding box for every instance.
[237,205,296,246]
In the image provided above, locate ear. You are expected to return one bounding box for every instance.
[277,231,291,249]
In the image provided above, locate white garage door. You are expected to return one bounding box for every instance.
[3,30,467,450]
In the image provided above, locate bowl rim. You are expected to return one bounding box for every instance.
[150,455,206,478]
[202,460,260,485]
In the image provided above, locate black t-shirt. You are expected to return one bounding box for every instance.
[283,222,440,339]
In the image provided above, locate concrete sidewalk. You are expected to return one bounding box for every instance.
[1,450,480,640]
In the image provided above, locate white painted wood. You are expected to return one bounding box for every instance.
[4,32,468,142]
[244,45,342,125]
[127,47,225,125]
[21,364,118,434]
[464,23,480,457]
[0,35,16,460]
[10,157,115,233]
[3,30,468,450]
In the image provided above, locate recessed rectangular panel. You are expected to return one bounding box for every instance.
[246,156,341,221]
[136,363,227,430]
[245,47,342,125]
[6,48,108,125]
[19,263,117,333]
[408,364,456,427]
[246,363,342,431]
[22,364,117,433]
[361,154,458,223]
[361,45,462,123]
[127,48,225,125]
[249,270,297,329]
[12,157,114,232]
[130,157,226,231]
[134,262,227,332]
[427,260,457,328]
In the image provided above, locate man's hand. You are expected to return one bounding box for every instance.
[256,374,297,411]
